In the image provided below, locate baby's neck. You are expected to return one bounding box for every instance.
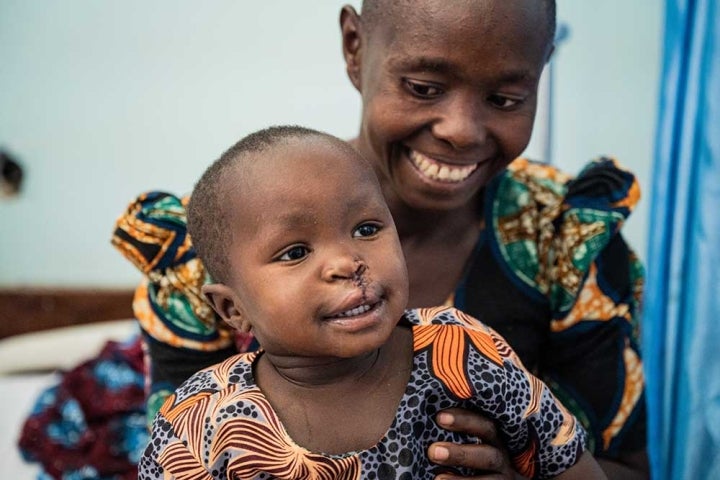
[263,347,384,389]
[258,326,411,391]
[255,326,414,454]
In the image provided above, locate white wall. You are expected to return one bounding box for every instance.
[550,1,663,264]
[0,1,662,287]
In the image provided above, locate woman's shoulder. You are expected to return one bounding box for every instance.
[485,157,641,307]
[112,191,193,275]
[111,191,236,348]
[492,157,640,214]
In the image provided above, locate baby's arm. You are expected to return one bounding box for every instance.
[138,415,211,480]
[418,309,595,479]
[138,444,171,480]
[435,311,596,478]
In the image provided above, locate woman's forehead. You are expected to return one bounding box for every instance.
[366,0,552,77]
[367,0,552,52]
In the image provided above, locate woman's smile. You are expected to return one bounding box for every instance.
[408,149,480,183]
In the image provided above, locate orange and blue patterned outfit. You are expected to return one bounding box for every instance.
[139,308,586,480]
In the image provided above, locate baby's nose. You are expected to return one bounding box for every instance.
[321,252,366,282]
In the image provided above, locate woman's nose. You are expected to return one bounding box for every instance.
[431,96,487,150]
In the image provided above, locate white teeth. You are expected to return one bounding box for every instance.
[438,165,450,180]
[409,150,479,183]
[335,304,371,318]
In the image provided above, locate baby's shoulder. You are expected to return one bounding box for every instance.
[170,352,258,405]
[403,306,490,331]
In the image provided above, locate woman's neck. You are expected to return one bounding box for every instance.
[387,193,484,241]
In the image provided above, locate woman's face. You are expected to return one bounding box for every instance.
[344,0,552,212]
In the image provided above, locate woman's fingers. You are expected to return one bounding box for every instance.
[428,442,507,473]
[434,475,508,480]
[435,409,501,445]
[430,408,515,479]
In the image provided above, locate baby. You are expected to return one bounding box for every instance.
[139,126,605,479]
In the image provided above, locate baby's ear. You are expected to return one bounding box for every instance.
[201,284,250,332]
[340,5,362,90]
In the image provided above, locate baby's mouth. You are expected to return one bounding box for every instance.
[409,149,479,183]
[329,302,375,319]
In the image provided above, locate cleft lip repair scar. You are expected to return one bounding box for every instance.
[352,259,369,299]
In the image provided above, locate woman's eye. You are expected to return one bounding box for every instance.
[404,79,443,99]
[278,246,309,261]
[488,94,523,109]
[353,223,381,238]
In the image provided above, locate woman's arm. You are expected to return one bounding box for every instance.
[596,451,649,480]
[540,234,649,478]
[555,451,607,480]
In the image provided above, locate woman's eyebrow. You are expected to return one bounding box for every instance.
[495,70,536,84]
[390,55,454,74]
[389,56,536,84]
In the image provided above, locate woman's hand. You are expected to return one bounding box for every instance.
[428,408,517,479]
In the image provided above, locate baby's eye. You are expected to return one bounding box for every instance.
[487,94,523,109]
[404,79,444,99]
[278,245,309,261]
[353,223,381,238]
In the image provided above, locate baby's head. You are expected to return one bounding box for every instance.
[188,126,409,359]
[341,0,556,211]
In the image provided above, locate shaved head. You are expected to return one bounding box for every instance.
[187,126,359,283]
[360,0,556,50]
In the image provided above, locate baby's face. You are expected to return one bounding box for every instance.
[348,0,552,211]
[224,138,409,359]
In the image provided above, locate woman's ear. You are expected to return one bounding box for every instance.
[545,44,556,64]
[340,5,362,91]
[201,284,250,332]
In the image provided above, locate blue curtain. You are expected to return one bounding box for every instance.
[643,0,720,478]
